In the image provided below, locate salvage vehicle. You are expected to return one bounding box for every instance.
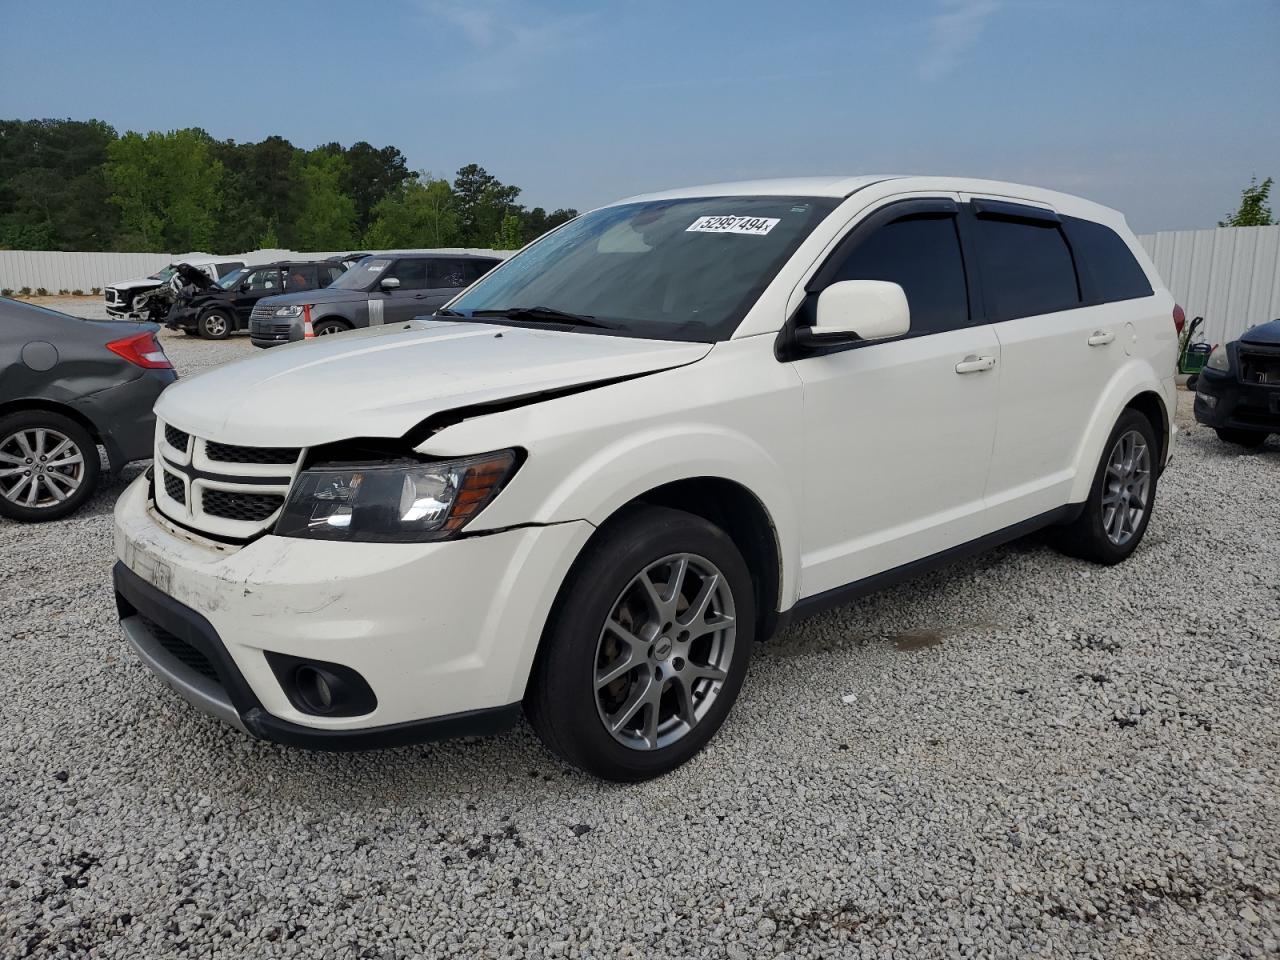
[105,259,244,320]
[1193,318,1280,447]
[166,261,347,339]
[113,176,1177,780]
[1,297,174,521]
[247,253,500,346]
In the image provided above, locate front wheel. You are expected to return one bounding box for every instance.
[198,309,232,340]
[1215,427,1269,448]
[1052,409,1159,565]
[526,505,755,781]
[312,318,350,337]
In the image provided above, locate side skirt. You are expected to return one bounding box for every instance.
[777,504,1083,630]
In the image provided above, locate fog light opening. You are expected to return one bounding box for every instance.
[295,665,338,714]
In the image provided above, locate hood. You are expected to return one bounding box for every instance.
[1240,319,1280,347]
[174,262,216,290]
[108,277,164,292]
[258,286,367,307]
[156,320,711,447]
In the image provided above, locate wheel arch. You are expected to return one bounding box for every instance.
[0,398,104,447]
[1067,365,1172,504]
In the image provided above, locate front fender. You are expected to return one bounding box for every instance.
[1067,359,1173,504]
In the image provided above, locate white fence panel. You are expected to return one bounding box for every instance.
[1138,225,1280,345]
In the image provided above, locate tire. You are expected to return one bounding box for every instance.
[1185,373,1199,392]
[313,318,350,337]
[526,505,755,781]
[0,410,101,522]
[1215,427,1268,448]
[1052,409,1159,565]
[198,309,232,340]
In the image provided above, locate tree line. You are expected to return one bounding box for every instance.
[0,119,577,253]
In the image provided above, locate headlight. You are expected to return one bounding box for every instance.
[274,305,304,318]
[274,450,519,542]
[1206,344,1230,372]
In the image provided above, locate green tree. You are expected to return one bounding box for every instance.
[1220,176,1276,227]
[291,150,357,250]
[0,119,120,249]
[364,175,460,248]
[106,128,224,251]
[495,213,523,249]
[521,206,578,245]
[453,164,522,247]
[344,141,415,235]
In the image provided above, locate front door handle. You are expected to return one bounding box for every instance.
[955,355,997,374]
[1088,329,1115,346]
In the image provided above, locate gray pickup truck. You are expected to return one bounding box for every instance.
[248,252,502,347]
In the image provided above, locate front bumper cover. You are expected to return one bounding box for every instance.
[1193,367,1280,433]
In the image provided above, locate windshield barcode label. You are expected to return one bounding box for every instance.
[686,216,780,236]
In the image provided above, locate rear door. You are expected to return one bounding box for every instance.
[792,196,1002,595]
[421,259,472,312]
[963,198,1119,527]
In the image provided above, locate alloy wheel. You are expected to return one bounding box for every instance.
[593,553,737,751]
[205,314,228,337]
[1101,429,1151,546]
[0,428,87,509]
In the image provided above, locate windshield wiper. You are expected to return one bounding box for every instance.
[469,306,617,329]
[433,307,465,317]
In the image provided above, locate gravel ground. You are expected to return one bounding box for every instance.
[2,305,1278,959]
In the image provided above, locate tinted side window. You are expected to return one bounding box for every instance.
[465,258,500,283]
[284,265,318,291]
[322,265,345,285]
[429,259,468,288]
[974,216,1079,320]
[245,269,282,292]
[386,259,429,290]
[1062,217,1153,304]
[827,214,970,334]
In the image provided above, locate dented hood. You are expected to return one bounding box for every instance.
[156,320,711,447]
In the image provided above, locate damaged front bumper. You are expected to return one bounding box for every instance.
[112,474,594,749]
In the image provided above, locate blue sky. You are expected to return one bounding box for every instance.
[2,0,1276,233]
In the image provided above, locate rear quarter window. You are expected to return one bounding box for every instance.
[1062,217,1153,304]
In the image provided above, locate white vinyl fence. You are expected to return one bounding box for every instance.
[1138,225,1280,345]
[0,247,509,295]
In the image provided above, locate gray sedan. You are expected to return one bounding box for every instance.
[0,298,176,521]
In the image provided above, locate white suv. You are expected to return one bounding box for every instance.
[113,176,1177,780]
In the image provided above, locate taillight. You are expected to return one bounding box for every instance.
[106,331,172,369]
[1173,304,1186,335]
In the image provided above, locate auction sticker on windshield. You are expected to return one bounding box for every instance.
[686,215,780,236]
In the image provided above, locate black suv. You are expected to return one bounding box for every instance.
[166,261,347,339]
[249,253,500,347]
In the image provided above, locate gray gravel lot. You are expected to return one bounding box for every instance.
[2,304,1278,958]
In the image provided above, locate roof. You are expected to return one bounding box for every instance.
[618,176,895,203]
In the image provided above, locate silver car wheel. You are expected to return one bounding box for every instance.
[0,428,86,509]
[594,553,737,751]
[205,313,228,337]
[1101,429,1151,546]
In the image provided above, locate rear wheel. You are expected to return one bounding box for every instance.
[198,309,232,340]
[526,505,754,781]
[1215,427,1269,448]
[0,411,100,522]
[1053,409,1159,565]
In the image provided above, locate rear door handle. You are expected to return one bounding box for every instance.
[955,355,997,374]
[1088,329,1115,346]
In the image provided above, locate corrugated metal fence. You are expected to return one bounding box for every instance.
[0,247,509,294]
[1137,225,1280,345]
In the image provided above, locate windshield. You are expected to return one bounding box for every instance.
[150,266,178,282]
[216,267,248,290]
[327,258,391,290]
[447,195,838,341]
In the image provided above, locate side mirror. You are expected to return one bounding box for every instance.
[239,281,252,292]
[379,276,401,291]
[796,279,910,348]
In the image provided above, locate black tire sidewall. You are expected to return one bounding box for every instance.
[0,411,101,522]
[314,319,348,336]
[528,506,756,781]
[1215,427,1268,448]
[199,310,232,339]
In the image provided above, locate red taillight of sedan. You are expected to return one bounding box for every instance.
[106,331,173,369]
[1173,303,1186,335]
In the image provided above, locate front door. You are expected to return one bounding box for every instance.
[793,198,1001,598]
[381,259,433,323]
